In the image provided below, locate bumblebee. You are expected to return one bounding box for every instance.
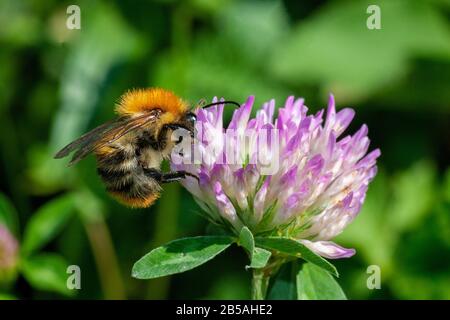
[55,88,239,208]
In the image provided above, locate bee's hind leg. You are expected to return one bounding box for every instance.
[144,168,199,183]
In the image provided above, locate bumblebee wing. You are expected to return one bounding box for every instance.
[54,119,124,159]
[54,110,161,166]
[68,113,158,165]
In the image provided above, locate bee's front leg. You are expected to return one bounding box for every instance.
[163,123,194,139]
[144,168,199,183]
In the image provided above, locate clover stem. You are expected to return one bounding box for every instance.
[251,257,287,299]
[251,268,271,300]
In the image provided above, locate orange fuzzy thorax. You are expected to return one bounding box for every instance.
[115,88,188,117]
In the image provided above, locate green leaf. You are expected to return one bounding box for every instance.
[269,0,450,102]
[297,262,347,300]
[255,237,338,277]
[266,261,298,300]
[153,35,291,108]
[388,161,435,232]
[205,223,233,236]
[239,227,255,255]
[220,1,288,65]
[22,194,75,256]
[74,190,105,223]
[239,227,271,269]
[335,170,394,271]
[444,168,450,202]
[21,253,74,296]
[0,293,17,300]
[251,248,271,269]
[132,236,234,279]
[337,162,437,277]
[50,1,145,154]
[0,192,19,236]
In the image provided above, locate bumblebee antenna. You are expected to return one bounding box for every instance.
[201,101,241,109]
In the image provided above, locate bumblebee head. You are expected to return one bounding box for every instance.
[168,100,241,142]
[180,111,197,134]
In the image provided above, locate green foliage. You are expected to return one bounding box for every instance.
[337,160,450,299]
[266,262,298,300]
[22,195,76,256]
[269,0,450,102]
[0,0,449,300]
[388,161,436,232]
[255,237,338,277]
[0,192,77,298]
[297,263,347,300]
[251,248,272,269]
[50,1,145,153]
[238,227,271,269]
[265,260,346,300]
[132,230,343,301]
[21,253,73,296]
[0,293,17,300]
[132,236,234,279]
[0,193,19,235]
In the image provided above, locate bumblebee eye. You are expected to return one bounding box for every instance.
[186,112,196,125]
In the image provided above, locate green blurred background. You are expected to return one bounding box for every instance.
[0,0,449,299]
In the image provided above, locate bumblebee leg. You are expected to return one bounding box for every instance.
[144,168,199,183]
[161,171,199,183]
[163,123,194,138]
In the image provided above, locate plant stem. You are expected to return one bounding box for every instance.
[251,268,271,300]
[146,182,180,299]
[83,218,125,299]
[251,258,287,299]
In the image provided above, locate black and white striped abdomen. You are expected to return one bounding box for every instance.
[95,146,161,206]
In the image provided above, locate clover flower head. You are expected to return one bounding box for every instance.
[172,94,380,259]
[0,224,18,281]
